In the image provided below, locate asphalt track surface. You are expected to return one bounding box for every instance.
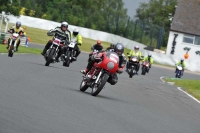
[0,44,200,133]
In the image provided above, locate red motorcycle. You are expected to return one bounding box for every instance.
[80,51,119,96]
[141,61,150,75]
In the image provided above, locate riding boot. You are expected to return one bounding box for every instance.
[41,48,47,56]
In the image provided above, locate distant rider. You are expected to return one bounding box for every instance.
[41,21,71,62]
[175,59,186,75]
[88,40,104,62]
[106,43,115,52]
[70,28,82,60]
[143,54,154,70]
[6,21,24,51]
[126,45,143,74]
[80,43,126,85]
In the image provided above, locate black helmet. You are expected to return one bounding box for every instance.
[180,58,184,63]
[114,43,124,55]
[110,43,115,48]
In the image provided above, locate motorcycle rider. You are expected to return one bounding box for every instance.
[106,43,115,52]
[6,21,24,51]
[143,54,154,71]
[175,58,186,75]
[41,21,71,62]
[80,43,126,85]
[91,40,104,51]
[126,45,143,74]
[88,40,104,62]
[70,28,82,60]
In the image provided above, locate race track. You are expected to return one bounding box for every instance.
[0,49,200,133]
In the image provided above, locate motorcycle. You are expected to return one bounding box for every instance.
[141,61,150,75]
[88,49,99,62]
[44,37,63,66]
[175,65,183,78]
[127,56,140,78]
[79,51,119,96]
[7,29,22,57]
[62,39,77,67]
[7,33,19,57]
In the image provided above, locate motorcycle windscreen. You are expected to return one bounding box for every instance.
[106,52,119,64]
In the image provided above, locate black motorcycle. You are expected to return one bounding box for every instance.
[62,39,77,67]
[44,37,63,66]
[127,56,140,78]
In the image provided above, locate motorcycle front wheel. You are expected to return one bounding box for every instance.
[80,79,89,92]
[91,73,109,96]
[8,45,14,57]
[63,51,71,67]
[141,67,146,75]
[45,48,55,66]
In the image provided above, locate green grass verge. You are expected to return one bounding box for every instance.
[0,44,41,54]
[5,23,132,56]
[4,23,163,59]
[165,78,200,100]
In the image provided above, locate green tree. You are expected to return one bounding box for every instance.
[135,0,177,46]
[0,0,21,16]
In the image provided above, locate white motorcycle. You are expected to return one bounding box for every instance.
[8,32,19,57]
[175,65,183,78]
[63,39,77,67]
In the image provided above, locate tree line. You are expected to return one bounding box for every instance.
[0,0,177,47]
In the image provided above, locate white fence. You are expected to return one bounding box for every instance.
[7,15,200,72]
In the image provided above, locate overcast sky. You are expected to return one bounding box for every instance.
[123,0,150,18]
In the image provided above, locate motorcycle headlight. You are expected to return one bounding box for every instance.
[107,62,114,70]
[132,58,137,62]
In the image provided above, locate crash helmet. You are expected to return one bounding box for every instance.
[134,45,139,52]
[114,43,124,56]
[110,43,115,48]
[16,21,21,29]
[61,21,68,31]
[73,28,79,36]
[97,40,101,45]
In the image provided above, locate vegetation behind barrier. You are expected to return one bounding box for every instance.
[0,0,177,50]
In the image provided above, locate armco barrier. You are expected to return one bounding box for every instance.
[7,15,200,72]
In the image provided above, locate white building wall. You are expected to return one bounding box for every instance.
[166,31,200,59]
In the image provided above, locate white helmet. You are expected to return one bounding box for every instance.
[61,22,68,28]
[148,54,152,57]
[73,28,79,36]
[134,45,139,51]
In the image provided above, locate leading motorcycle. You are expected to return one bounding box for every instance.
[79,51,119,96]
[44,37,64,66]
